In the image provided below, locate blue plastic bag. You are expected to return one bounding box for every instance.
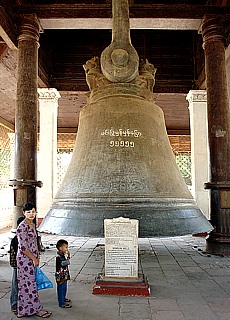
[35,267,53,290]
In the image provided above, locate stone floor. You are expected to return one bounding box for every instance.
[0,229,230,320]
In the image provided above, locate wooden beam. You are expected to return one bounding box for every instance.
[0,42,7,56]
[154,80,195,94]
[0,116,14,131]
[49,79,194,94]
[15,4,230,20]
[0,6,17,49]
[57,128,78,134]
[167,129,190,135]
[39,18,201,31]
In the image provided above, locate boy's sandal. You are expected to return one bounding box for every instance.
[12,309,17,314]
[65,298,71,302]
[16,315,24,319]
[60,304,72,308]
[36,310,52,318]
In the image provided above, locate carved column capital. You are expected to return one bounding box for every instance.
[201,15,226,48]
[17,14,42,44]
[38,88,61,102]
[186,90,207,104]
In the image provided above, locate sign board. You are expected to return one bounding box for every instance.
[104,217,138,278]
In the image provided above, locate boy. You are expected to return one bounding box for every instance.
[55,239,72,308]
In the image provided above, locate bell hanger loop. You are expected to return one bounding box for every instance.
[100,0,139,83]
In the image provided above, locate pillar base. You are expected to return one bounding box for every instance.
[205,234,230,256]
[204,182,230,255]
[92,273,150,297]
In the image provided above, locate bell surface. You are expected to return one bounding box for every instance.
[39,83,213,237]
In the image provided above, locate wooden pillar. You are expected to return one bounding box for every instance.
[9,15,42,229]
[201,15,230,254]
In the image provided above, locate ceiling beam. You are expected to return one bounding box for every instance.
[0,116,14,131]
[0,6,17,49]
[50,79,194,94]
[167,129,190,135]
[40,18,201,30]
[15,4,230,20]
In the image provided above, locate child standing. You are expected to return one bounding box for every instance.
[55,239,72,308]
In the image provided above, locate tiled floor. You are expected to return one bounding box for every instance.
[0,230,230,320]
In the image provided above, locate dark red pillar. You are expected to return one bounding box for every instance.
[9,15,42,229]
[202,15,230,254]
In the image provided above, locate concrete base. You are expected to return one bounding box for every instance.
[92,273,150,297]
[205,236,230,256]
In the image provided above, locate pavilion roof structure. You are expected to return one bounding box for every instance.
[0,0,230,134]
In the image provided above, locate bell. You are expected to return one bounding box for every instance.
[39,0,213,237]
[39,59,212,237]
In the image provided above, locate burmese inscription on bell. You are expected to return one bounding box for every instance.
[104,217,138,278]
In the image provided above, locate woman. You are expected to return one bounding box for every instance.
[16,202,52,318]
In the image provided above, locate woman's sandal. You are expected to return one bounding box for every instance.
[65,298,71,302]
[60,304,72,308]
[36,310,52,318]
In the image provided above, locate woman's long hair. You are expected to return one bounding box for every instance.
[22,202,41,252]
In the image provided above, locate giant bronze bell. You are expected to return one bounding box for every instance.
[39,0,213,237]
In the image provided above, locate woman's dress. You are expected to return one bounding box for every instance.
[16,221,43,316]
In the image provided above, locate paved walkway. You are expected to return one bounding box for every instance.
[0,229,230,320]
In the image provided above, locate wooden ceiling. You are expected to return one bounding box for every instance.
[0,0,230,134]
[39,29,198,93]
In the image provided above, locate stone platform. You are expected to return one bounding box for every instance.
[92,273,150,297]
